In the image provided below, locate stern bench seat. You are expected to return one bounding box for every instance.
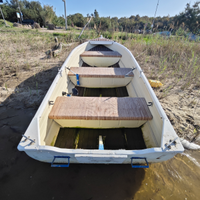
[68,67,134,88]
[80,51,122,67]
[49,97,153,128]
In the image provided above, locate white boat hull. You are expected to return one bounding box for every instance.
[17,38,184,166]
[25,147,178,165]
[54,119,147,129]
[81,57,120,67]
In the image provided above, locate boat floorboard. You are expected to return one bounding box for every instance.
[54,128,77,148]
[54,128,146,150]
[75,87,129,97]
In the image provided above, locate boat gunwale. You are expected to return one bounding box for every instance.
[20,144,183,155]
[18,40,184,155]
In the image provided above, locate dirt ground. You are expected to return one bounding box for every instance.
[156,89,200,143]
[16,26,82,34]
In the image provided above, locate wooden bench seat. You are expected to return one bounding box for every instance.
[68,67,134,78]
[49,97,153,128]
[68,67,134,88]
[80,51,122,58]
[80,50,122,67]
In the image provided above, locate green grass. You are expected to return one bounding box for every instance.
[0,19,13,27]
[53,32,69,37]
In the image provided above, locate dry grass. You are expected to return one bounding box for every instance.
[121,35,200,142]
[0,28,77,88]
[122,35,200,95]
[0,28,200,143]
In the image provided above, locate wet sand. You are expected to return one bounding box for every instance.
[0,67,200,200]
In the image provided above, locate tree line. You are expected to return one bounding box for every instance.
[1,0,200,34]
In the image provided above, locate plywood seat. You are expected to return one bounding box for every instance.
[49,97,153,128]
[68,67,133,88]
[68,67,134,78]
[80,51,122,67]
[80,51,122,58]
[89,38,113,45]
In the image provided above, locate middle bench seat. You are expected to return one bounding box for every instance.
[49,97,153,129]
[68,67,134,88]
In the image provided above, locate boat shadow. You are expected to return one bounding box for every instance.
[0,67,146,200]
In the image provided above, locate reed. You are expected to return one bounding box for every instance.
[122,34,200,95]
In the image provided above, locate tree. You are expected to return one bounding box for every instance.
[135,14,140,21]
[40,5,55,26]
[22,1,43,25]
[68,13,86,27]
[6,0,18,9]
[1,2,15,20]
[175,2,200,34]
[94,9,99,19]
[2,0,200,35]
[53,16,65,26]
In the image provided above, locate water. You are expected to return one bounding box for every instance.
[133,151,200,200]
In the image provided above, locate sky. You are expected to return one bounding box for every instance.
[34,0,196,18]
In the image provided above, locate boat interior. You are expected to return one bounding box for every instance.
[41,40,163,151]
[54,87,146,150]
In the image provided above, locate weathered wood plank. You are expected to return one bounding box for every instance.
[124,128,146,150]
[54,127,146,150]
[54,128,77,149]
[49,97,153,121]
